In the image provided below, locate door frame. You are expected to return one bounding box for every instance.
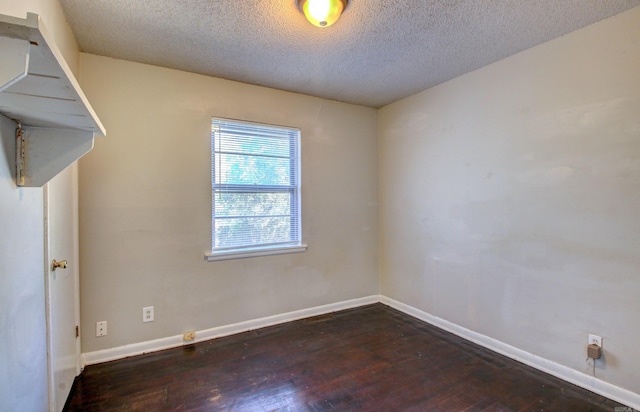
[43,166,81,412]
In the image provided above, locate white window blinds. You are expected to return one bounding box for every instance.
[211,118,301,253]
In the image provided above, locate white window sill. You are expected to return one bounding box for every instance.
[204,244,308,262]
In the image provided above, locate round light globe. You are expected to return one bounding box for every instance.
[299,0,347,28]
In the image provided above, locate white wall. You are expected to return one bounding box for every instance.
[0,2,80,410]
[379,6,640,394]
[0,115,48,412]
[77,54,379,352]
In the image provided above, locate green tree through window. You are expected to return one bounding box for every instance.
[211,118,301,253]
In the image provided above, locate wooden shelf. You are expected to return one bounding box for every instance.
[0,12,105,187]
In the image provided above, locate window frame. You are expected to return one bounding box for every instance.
[205,117,306,262]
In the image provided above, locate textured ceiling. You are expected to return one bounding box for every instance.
[58,0,640,108]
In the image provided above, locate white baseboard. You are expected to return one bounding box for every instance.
[81,295,379,367]
[379,295,640,410]
[82,294,639,409]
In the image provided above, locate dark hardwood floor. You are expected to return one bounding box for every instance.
[65,304,624,411]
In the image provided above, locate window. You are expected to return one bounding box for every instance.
[206,118,306,261]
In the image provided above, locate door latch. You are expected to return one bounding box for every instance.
[52,259,68,271]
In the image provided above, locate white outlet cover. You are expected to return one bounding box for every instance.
[143,306,154,323]
[588,334,603,347]
[96,321,107,337]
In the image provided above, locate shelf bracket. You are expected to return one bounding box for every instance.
[16,125,94,187]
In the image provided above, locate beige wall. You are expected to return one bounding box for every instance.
[77,54,379,352]
[379,7,640,393]
[0,1,79,410]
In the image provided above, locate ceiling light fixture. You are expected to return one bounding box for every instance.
[298,0,348,28]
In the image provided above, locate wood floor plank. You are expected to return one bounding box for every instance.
[65,304,625,411]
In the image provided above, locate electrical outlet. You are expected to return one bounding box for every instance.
[143,306,154,323]
[96,321,107,337]
[588,334,603,347]
[183,331,196,342]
